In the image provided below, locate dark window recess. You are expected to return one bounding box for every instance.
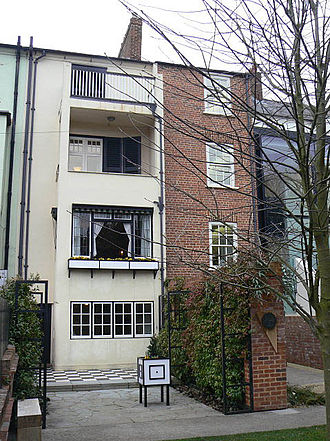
[103,137,141,174]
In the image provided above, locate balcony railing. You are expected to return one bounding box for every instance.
[71,65,155,106]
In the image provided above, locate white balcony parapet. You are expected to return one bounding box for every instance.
[71,65,155,106]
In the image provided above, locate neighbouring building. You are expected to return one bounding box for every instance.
[0,38,28,283]
[255,99,323,369]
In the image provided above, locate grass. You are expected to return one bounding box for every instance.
[165,425,326,441]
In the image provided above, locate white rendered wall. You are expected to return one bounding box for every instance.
[27,53,162,369]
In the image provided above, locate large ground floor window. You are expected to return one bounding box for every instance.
[71,301,153,339]
[72,205,152,259]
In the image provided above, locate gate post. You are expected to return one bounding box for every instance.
[250,264,287,411]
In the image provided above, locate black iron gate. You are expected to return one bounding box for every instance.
[160,285,253,414]
[14,280,49,428]
[220,283,253,414]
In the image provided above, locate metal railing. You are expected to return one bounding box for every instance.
[71,65,155,105]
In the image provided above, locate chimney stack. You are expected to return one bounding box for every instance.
[118,14,142,61]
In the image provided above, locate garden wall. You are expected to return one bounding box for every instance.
[285,316,323,370]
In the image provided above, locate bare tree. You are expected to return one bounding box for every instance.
[118,0,330,434]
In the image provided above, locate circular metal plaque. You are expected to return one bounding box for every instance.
[261,312,277,330]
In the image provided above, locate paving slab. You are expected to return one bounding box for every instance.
[42,387,325,441]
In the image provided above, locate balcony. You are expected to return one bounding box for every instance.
[71,65,155,107]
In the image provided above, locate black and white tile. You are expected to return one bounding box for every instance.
[46,367,137,385]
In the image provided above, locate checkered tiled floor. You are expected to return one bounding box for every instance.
[46,367,137,385]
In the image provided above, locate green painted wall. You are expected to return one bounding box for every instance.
[0,46,28,277]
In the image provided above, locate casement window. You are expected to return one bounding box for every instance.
[204,74,231,114]
[71,301,153,339]
[206,143,235,187]
[209,222,237,267]
[72,206,152,259]
[135,302,153,337]
[68,136,141,174]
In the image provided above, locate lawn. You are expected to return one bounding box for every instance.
[166,425,326,441]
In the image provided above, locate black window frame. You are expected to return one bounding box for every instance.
[71,205,153,259]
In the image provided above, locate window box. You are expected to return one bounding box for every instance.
[130,261,159,270]
[68,258,158,272]
[100,260,130,270]
[68,259,100,269]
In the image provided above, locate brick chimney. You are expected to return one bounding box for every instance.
[249,63,263,100]
[118,14,142,61]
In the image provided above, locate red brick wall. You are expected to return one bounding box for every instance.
[159,64,255,287]
[285,316,323,369]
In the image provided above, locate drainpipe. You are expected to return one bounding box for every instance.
[4,36,21,270]
[18,36,34,277]
[24,50,46,280]
[158,117,165,301]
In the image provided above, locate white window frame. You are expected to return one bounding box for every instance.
[134,302,153,337]
[71,302,91,339]
[68,136,103,172]
[204,74,231,115]
[93,302,112,338]
[206,143,235,188]
[209,222,237,268]
[114,302,133,338]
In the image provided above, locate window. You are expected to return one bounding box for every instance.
[204,74,231,114]
[114,302,133,337]
[209,222,237,267]
[72,206,152,259]
[70,301,153,339]
[135,302,153,337]
[93,302,112,338]
[68,136,141,174]
[206,143,235,187]
[69,138,102,172]
[71,302,91,338]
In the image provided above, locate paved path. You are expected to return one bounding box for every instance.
[42,364,326,441]
[42,387,325,441]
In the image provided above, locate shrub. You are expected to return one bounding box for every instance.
[0,278,42,400]
[149,258,259,410]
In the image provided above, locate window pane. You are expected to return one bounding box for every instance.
[116,315,123,324]
[94,314,102,324]
[144,303,151,313]
[103,304,111,313]
[94,325,102,335]
[115,304,122,313]
[94,221,130,259]
[124,325,131,335]
[136,304,143,313]
[103,325,111,335]
[73,213,90,257]
[115,325,123,335]
[94,304,101,313]
[73,316,80,325]
[82,326,89,336]
[136,325,143,334]
[82,315,89,324]
[104,315,111,324]
[136,314,143,324]
[124,314,131,324]
[73,326,80,336]
[144,325,152,335]
[145,314,152,324]
[124,304,131,313]
[73,304,81,313]
[82,304,90,313]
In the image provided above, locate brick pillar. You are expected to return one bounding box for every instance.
[250,266,287,411]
